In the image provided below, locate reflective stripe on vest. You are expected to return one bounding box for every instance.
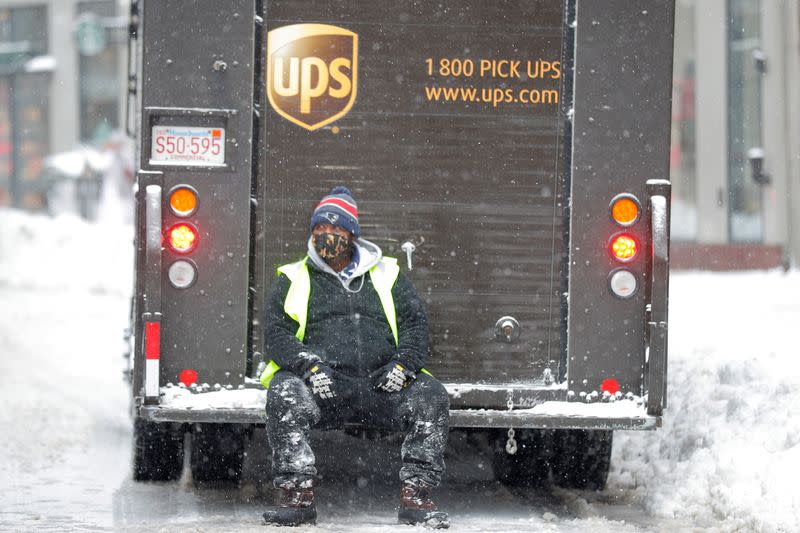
[260,256,400,388]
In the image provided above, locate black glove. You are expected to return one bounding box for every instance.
[370,360,416,393]
[302,363,346,407]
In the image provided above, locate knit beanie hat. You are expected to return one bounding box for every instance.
[309,186,360,238]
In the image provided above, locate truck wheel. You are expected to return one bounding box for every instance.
[132,418,185,481]
[190,423,248,484]
[550,429,613,490]
[492,429,554,487]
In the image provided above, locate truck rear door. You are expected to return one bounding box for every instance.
[259,1,569,401]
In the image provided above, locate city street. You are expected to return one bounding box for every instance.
[1,211,798,532]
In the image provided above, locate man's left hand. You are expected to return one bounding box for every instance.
[370,361,416,393]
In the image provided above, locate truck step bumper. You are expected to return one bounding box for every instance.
[139,404,659,430]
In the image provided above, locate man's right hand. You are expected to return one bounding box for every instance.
[302,363,345,407]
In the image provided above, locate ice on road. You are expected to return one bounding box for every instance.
[0,209,798,532]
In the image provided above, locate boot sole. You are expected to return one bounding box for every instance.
[263,506,317,526]
[398,508,450,529]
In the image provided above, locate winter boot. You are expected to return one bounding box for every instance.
[262,480,317,526]
[398,479,450,529]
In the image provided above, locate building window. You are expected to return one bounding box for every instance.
[670,0,697,242]
[0,6,48,56]
[78,1,120,144]
[0,78,11,205]
[0,6,49,208]
[727,0,764,242]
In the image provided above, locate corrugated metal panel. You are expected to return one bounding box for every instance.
[262,0,569,385]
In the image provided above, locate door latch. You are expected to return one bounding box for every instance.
[401,241,416,270]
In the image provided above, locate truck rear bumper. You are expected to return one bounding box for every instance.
[139,383,659,430]
[138,403,659,430]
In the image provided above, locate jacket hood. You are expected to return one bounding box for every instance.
[306,236,383,291]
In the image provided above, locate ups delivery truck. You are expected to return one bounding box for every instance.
[125,0,673,490]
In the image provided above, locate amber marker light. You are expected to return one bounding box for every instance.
[168,223,198,253]
[610,194,641,226]
[169,186,198,217]
[609,233,638,262]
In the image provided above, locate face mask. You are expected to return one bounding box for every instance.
[313,232,352,262]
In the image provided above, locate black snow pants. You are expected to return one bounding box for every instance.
[265,370,450,488]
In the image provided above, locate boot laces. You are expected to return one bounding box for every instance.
[277,482,315,508]
[401,480,437,510]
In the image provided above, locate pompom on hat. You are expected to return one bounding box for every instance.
[309,186,360,238]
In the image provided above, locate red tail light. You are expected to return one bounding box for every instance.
[609,233,638,262]
[167,223,199,253]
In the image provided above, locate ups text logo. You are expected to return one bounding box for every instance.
[267,24,358,131]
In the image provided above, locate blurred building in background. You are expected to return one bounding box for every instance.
[671,0,800,269]
[1,0,799,267]
[0,0,127,210]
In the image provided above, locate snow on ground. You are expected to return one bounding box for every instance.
[610,271,800,532]
[0,209,133,531]
[1,207,799,532]
[0,209,132,295]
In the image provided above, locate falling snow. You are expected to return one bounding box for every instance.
[1,209,798,532]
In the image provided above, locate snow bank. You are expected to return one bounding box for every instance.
[610,271,800,532]
[44,146,113,178]
[0,208,133,295]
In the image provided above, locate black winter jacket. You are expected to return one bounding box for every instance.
[263,259,429,377]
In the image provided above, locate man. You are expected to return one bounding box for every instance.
[260,186,450,528]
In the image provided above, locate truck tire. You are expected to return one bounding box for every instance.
[132,418,185,481]
[190,423,248,484]
[492,429,555,487]
[550,429,613,490]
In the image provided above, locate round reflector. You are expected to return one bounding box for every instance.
[168,223,198,253]
[609,194,641,226]
[179,369,198,387]
[608,268,638,298]
[609,233,638,262]
[169,186,198,217]
[601,378,620,395]
[168,259,197,289]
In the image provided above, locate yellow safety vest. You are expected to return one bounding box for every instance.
[260,256,430,388]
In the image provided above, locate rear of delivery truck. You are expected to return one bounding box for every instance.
[127,0,673,487]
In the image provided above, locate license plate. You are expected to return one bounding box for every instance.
[150,126,226,166]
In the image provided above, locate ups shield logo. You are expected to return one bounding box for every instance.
[267,24,358,131]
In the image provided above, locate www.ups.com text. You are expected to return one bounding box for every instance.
[424,86,559,107]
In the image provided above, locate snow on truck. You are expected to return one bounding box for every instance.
[125,0,673,489]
